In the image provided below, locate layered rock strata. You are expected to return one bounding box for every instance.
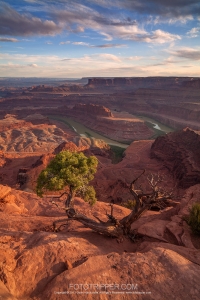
[70,104,154,142]
[151,128,200,188]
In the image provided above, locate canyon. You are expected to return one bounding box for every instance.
[0,77,200,300]
[151,128,200,188]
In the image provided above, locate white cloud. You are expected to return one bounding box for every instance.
[125,56,142,61]
[168,15,193,24]
[98,53,121,62]
[145,30,181,44]
[72,42,90,46]
[187,27,200,38]
[1,51,199,78]
[59,41,70,45]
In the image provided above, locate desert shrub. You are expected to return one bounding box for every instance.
[36,150,98,205]
[122,199,136,209]
[188,203,200,235]
[110,145,125,163]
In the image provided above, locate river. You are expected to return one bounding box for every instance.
[135,115,174,133]
[49,114,173,149]
[49,115,129,148]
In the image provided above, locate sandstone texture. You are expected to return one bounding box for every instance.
[70,104,154,142]
[151,128,200,188]
[0,77,200,300]
[0,116,70,152]
[1,76,200,133]
[0,183,200,300]
[72,103,114,117]
[92,139,177,204]
[87,77,191,89]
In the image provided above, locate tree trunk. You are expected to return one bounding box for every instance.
[51,171,178,240]
[64,187,76,218]
[53,213,124,237]
[64,186,75,209]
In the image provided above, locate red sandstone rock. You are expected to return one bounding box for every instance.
[72,103,113,117]
[53,141,79,154]
[151,128,200,188]
[182,78,200,88]
[70,104,154,143]
[0,116,70,152]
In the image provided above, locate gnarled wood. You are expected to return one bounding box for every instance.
[50,171,178,239]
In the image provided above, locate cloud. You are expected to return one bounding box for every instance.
[51,3,181,43]
[0,2,62,36]
[99,26,181,43]
[71,42,126,48]
[170,47,200,60]
[98,0,200,18]
[0,1,185,44]
[1,51,199,77]
[125,56,142,61]
[59,41,70,45]
[90,43,126,48]
[187,27,200,38]
[0,37,18,42]
[98,53,121,62]
[145,30,181,44]
[0,53,59,64]
[28,63,38,67]
[72,41,90,46]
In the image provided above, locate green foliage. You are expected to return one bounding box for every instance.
[36,150,98,204]
[122,199,136,210]
[109,145,125,163]
[188,203,200,235]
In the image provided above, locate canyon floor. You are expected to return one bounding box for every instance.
[0,77,200,299]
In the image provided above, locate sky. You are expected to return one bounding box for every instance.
[0,0,200,78]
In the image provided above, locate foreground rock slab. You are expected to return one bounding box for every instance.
[37,247,200,300]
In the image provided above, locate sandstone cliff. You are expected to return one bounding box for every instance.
[70,104,154,143]
[72,103,113,117]
[0,182,200,300]
[86,77,195,89]
[151,128,200,188]
[182,78,200,88]
[0,116,70,152]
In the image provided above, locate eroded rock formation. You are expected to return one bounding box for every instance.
[0,183,200,300]
[0,116,70,152]
[87,77,194,89]
[151,128,200,188]
[70,104,154,143]
[72,103,113,117]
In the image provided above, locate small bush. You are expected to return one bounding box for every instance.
[188,203,200,235]
[109,145,125,163]
[122,199,136,210]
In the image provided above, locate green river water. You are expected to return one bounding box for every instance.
[49,115,174,149]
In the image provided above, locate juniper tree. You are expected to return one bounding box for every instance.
[37,154,177,240]
[36,150,98,216]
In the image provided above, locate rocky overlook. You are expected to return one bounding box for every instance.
[151,128,200,188]
[0,77,200,300]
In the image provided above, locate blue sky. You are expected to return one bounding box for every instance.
[0,0,200,78]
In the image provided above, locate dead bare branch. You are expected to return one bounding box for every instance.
[47,171,178,240]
